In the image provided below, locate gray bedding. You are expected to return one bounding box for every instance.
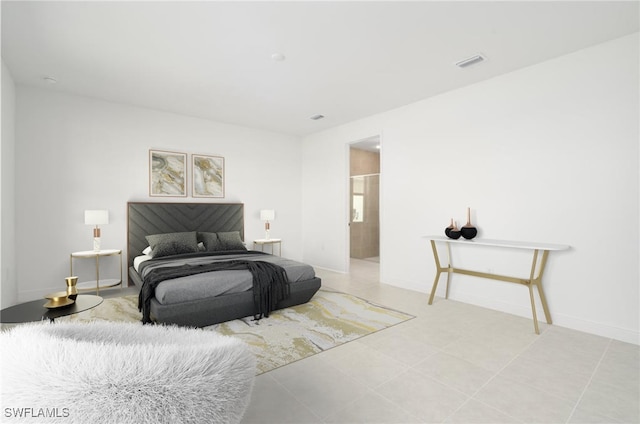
[126,202,321,327]
[136,252,316,305]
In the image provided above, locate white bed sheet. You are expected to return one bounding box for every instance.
[133,254,152,272]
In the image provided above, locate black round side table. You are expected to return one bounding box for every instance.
[0,295,103,323]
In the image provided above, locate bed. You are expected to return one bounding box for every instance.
[127,202,321,327]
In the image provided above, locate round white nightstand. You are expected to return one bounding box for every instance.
[70,249,123,294]
[252,239,282,256]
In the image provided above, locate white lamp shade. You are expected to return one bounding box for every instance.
[260,210,275,221]
[84,210,109,226]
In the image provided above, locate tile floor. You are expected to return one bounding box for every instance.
[240,259,640,424]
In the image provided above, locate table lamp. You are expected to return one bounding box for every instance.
[260,209,275,240]
[84,210,109,252]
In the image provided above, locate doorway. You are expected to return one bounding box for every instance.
[349,137,380,270]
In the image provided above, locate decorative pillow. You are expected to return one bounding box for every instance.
[145,232,199,258]
[198,232,223,252]
[217,231,247,251]
[143,242,204,257]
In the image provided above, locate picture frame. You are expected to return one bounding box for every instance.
[149,150,187,197]
[192,154,225,198]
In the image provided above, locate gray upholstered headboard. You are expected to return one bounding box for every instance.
[127,202,244,268]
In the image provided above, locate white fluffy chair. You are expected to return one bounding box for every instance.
[0,321,256,424]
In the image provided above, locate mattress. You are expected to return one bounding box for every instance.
[133,251,316,306]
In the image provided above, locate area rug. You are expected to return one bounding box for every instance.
[61,290,414,374]
[1,321,255,424]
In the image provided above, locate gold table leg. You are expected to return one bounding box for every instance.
[95,254,100,295]
[528,250,540,334]
[119,251,123,289]
[428,240,441,305]
[444,242,452,300]
[428,240,452,304]
[527,249,554,334]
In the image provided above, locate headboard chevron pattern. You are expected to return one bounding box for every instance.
[127,202,244,268]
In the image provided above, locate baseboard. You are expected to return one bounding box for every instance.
[449,291,639,345]
[382,278,429,294]
[18,286,64,303]
[312,265,347,274]
[551,313,640,346]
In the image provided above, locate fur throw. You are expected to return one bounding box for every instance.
[0,321,255,424]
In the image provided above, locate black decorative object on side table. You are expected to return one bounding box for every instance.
[1,295,103,323]
[448,221,461,239]
[444,218,454,238]
[460,207,478,240]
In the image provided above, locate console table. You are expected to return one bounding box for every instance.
[425,236,569,334]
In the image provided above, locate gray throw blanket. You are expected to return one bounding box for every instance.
[138,260,290,324]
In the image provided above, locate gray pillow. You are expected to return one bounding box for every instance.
[198,232,223,252]
[145,231,199,258]
[217,231,246,251]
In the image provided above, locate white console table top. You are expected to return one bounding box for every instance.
[425,236,569,251]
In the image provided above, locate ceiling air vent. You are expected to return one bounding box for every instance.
[455,54,486,68]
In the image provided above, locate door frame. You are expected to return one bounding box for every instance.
[346,134,382,274]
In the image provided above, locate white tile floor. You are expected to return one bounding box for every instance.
[240,259,640,424]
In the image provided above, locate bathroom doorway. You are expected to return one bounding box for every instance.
[349,136,380,266]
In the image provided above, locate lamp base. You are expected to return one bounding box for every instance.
[93,237,101,252]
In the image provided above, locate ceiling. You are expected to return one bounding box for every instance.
[352,136,381,152]
[2,1,638,137]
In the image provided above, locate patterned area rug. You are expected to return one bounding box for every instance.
[61,290,414,374]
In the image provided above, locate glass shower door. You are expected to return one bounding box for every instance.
[350,174,379,260]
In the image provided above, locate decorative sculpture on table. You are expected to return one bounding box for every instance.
[448,221,461,239]
[66,276,79,300]
[445,207,478,240]
[444,218,454,237]
[43,276,79,308]
[460,207,478,240]
[43,292,74,309]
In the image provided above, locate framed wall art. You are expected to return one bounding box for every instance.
[192,154,225,198]
[149,150,187,197]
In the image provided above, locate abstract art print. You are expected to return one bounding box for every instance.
[149,150,187,197]
[192,154,225,198]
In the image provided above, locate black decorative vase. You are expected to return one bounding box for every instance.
[448,221,461,239]
[460,207,478,240]
[460,226,477,239]
[444,218,454,238]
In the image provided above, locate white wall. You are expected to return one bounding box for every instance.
[302,34,640,344]
[14,88,303,300]
[1,61,17,308]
